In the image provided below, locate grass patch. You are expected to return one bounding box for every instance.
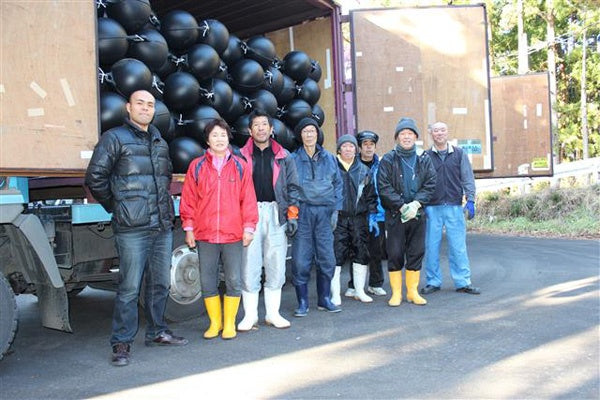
[469,184,600,239]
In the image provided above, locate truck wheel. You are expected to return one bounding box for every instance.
[0,274,18,360]
[164,245,205,322]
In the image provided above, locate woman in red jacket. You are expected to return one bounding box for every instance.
[180,119,258,340]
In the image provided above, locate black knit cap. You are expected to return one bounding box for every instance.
[394,117,420,139]
[294,117,320,139]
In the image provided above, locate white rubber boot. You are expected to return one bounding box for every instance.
[237,290,259,332]
[264,288,290,329]
[352,263,373,303]
[330,266,342,306]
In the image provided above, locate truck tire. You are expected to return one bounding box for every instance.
[0,274,18,361]
[163,245,205,322]
[139,244,205,322]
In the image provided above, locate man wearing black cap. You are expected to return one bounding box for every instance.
[377,117,436,307]
[355,130,387,297]
[290,117,343,316]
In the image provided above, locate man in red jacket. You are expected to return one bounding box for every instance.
[237,109,300,331]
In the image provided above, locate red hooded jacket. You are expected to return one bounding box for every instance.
[180,150,258,244]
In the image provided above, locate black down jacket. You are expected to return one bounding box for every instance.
[85,120,174,232]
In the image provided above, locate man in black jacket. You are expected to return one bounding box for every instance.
[377,117,436,307]
[85,90,187,367]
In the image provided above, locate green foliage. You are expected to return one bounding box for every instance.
[472,184,600,237]
[487,0,600,161]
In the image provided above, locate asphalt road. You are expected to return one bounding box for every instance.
[1,234,598,400]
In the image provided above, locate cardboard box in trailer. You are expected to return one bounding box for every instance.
[0,0,344,360]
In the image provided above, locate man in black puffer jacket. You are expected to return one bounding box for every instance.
[86,90,187,367]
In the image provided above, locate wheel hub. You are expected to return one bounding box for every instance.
[169,245,202,305]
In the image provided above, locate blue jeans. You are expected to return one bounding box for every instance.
[424,205,471,288]
[292,204,336,285]
[110,229,172,345]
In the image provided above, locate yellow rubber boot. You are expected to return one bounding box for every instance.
[388,271,403,307]
[203,295,222,339]
[222,295,241,340]
[406,270,427,305]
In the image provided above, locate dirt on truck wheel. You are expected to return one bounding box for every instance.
[0,274,18,360]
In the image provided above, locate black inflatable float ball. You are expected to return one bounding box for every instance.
[282,51,311,82]
[164,111,188,143]
[262,65,284,95]
[311,103,325,127]
[214,60,228,80]
[199,78,233,116]
[126,28,169,71]
[230,59,265,94]
[100,91,128,133]
[151,100,171,138]
[109,58,153,98]
[233,114,250,136]
[160,10,199,52]
[296,78,321,106]
[308,59,322,82]
[244,36,276,68]
[169,136,205,173]
[154,55,178,79]
[223,90,245,122]
[97,18,129,66]
[163,72,200,113]
[149,73,164,100]
[282,99,312,127]
[248,89,278,117]
[106,0,154,34]
[272,119,295,151]
[184,105,221,145]
[275,74,297,105]
[185,43,220,81]
[221,35,244,67]
[197,19,229,56]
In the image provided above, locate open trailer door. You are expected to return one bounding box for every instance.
[350,5,493,172]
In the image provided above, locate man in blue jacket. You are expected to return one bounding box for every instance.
[291,118,343,316]
[422,121,481,295]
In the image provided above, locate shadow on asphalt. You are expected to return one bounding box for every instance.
[1,234,598,399]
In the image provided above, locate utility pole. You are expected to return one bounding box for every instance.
[546,0,559,163]
[517,0,529,74]
[581,25,588,159]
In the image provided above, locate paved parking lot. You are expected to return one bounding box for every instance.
[1,234,598,399]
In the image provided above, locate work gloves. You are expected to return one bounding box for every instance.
[464,200,475,220]
[400,200,421,223]
[286,218,298,237]
[368,213,380,237]
[330,210,339,231]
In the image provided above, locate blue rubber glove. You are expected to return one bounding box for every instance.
[464,200,475,220]
[368,214,380,237]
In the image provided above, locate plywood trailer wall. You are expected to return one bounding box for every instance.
[267,17,338,152]
[0,1,99,176]
[477,73,553,178]
[351,5,492,171]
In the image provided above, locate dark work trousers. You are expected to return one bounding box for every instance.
[385,214,426,272]
[367,221,386,287]
[334,214,369,289]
